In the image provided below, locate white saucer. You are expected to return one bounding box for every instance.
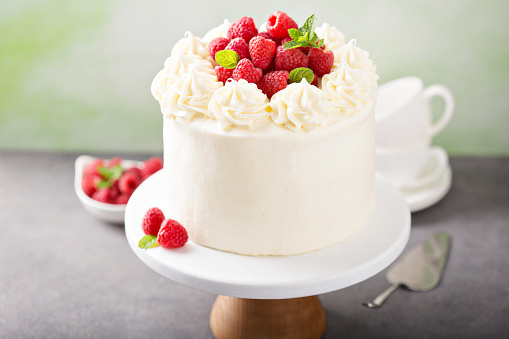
[125,172,410,299]
[402,165,452,213]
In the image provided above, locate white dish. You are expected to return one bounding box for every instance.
[125,172,411,299]
[74,155,142,224]
[403,165,452,213]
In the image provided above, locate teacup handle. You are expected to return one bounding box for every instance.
[402,147,449,190]
[424,84,455,137]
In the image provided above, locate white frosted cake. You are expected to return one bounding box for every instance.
[151,12,378,255]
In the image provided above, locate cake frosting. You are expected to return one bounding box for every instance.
[151,12,378,255]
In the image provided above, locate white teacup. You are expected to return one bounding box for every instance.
[376,77,454,150]
[376,143,449,189]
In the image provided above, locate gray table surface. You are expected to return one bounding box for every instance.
[1,152,508,339]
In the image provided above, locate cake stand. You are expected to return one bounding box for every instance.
[125,172,410,338]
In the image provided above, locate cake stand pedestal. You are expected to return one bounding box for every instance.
[125,172,410,339]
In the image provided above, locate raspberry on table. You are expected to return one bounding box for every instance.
[157,218,189,249]
[275,45,308,72]
[257,70,289,98]
[249,36,277,69]
[208,37,230,59]
[233,59,263,83]
[227,16,258,42]
[215,66,234,84]
[118,170,141,196]
[142,207,165,236]
[141,157,163,180]
[307,48,334,77]
[225,37,250,61]
[266,11,298,39]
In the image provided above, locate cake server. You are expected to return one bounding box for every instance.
[363,232,451,308]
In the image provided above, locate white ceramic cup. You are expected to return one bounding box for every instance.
[375,77,454,150]
[376,143,449,189]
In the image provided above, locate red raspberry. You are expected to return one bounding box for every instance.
[311,73,318,86]
[115,194,130,205]
[109,180,120,201]
[81,174,98,197]
[215,66,234,84]
[227,16,258,42]
[280,36,292,46]
[263,59,276,74]
[257,70,289,98]
[275,45,308,72]
[125,167,142,181]
[225,37,250,60]
[249,36,277,69]
[141,157,163,179]
[142,207,165,235]
[105,157,122,168]
[118,170,141,196]
[84,159,103,177]
[266,11,298,39]
[233,59,263,83]
[258,32,282,45]
[208,37,230,60]
[157,219,188,249]
[307,48,334,77]
[92,188,114,204]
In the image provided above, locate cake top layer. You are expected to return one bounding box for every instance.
[151,12,378,133]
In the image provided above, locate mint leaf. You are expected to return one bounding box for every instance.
[317,39,324,48]
[284,40,301,49]
[110,165,123,181]
[97,165,112,179]
[95,180,112,189]
[289,67,314,84]
[288,28,302,40]
[301,14,317,35]
[215,50,239,69]
[139,235,159,249]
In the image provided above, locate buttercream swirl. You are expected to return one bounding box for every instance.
[202,19,232,43]
[315,23,345,52]
[332,39,378,83]
[151,51,214,101]
[171,31,214,64]
[207,79,271,129]
[159,67,222,121]
[321,63,372,114]
[270,80,333,132]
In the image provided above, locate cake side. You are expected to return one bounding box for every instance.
[162,98,376,256]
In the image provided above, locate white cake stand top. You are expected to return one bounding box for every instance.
[125,172,410,299]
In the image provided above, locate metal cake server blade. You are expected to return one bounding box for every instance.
[363,232,452,308]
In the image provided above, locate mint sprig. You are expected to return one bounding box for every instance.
[139,235,159,249]
[215,50,240,69]
[96,164,123,189]
[289,67,314,84]
[283,14,324,50]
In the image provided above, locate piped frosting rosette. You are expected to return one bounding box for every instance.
[321,62,373,115]
[207,79,271,129]
[159,67,222,121]
[270,79,333,132]
[202,19,232,43]
[332,39,378,83]
[171,31,214,65]
[315,23,345,52]
[151,51,214,101]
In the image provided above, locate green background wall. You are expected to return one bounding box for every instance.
[1,0,508,155]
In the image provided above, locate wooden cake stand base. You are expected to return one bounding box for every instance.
[210,295,326,339]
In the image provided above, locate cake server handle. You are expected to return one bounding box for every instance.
[362,284,401,309]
